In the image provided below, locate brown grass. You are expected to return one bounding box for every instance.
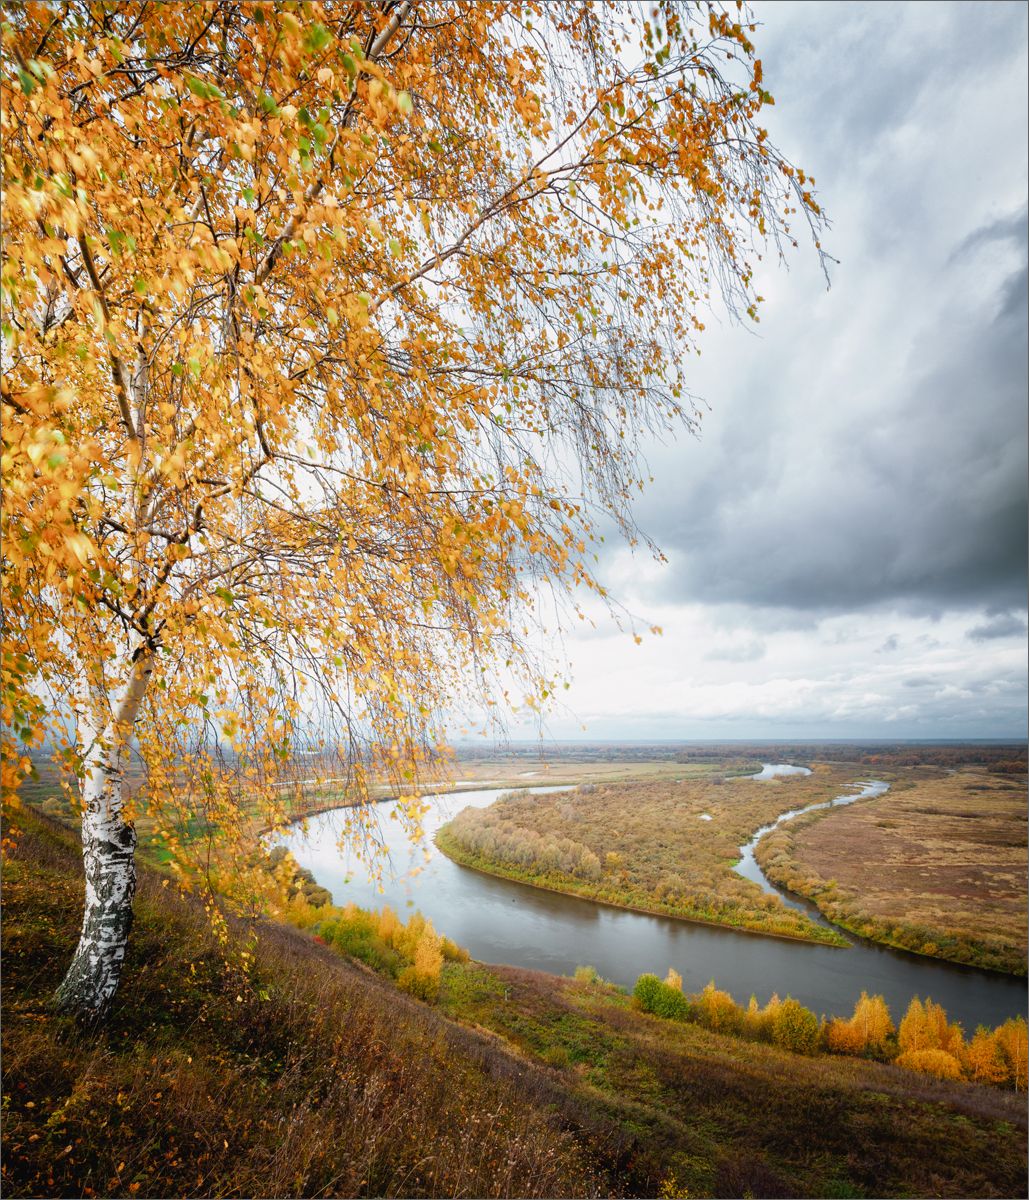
[756,768,1028,973]
[1,813,603,1199]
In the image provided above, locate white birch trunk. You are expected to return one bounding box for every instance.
[55,644,154,1022]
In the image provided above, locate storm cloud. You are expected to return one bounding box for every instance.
[629,0,1029,619]
[537,1,1028,740]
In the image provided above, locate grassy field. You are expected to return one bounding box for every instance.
[756,767,1028,975]
[435,765,875,945]
[4,808,1026,1199]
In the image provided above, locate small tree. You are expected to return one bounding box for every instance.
[1,1,825,1023]
[994,1017,1028,1092]
[899,997,963,1058]
[963,1027,1009,1087]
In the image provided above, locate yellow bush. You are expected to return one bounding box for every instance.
[741,995,773,1042]
[825,1017,866,1056]
[440,935,469,963]
[827,992,894,1056]
[895,1048,964,1080]
[377,904,400,944]
[693,981,742,1035]
[851,992,894,1049]
[899,996,963,1057]
[664,967,683,992]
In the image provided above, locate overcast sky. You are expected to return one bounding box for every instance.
[515,0,1028,742]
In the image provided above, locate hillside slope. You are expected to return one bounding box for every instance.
[3,811,1026,1199]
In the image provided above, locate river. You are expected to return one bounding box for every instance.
[279,773,1027,1030]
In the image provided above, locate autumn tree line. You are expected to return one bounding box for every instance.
[244,849,1029,1096]
[632,970,1028,1091]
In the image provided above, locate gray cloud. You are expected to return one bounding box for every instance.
[555,3,1027,740]
[967,613,1029,642]
[614,2,1029,624]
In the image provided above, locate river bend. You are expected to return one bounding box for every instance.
[280,777,1026,1029]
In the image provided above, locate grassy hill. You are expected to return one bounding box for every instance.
[3,810,1026,1199]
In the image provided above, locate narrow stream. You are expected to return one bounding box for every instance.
[733,769,890,926]
[279,774,1027,1030]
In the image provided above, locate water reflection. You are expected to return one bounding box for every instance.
[280,782,1026,1030]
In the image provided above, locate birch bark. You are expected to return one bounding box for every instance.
[54,644,154,1022]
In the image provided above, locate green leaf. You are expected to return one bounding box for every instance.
[304,22,332,55]
[17,68,36,95]
[396,91,414,116]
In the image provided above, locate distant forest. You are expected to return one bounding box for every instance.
[458,742,1028,773]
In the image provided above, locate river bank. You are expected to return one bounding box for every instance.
[433,826,848,946]
[281,783,1027,1030]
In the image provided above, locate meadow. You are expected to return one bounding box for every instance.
[435,766,866,944]
[756,767,1028,974]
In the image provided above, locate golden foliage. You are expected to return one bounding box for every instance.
[899,997,964,1058]
[895,1048,964,1081]
[994,1017,1028,1092]
[1,1,822,840]
[827,991,894,1056]
[963,1027,1010,1087]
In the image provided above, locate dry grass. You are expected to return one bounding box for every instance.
[756,768,1028,974]
[441,963,1028,1199]
[1,813,602,1199]
[5,808,1028,1199]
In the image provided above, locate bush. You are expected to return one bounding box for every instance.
[634,973,664,1011]
[634,973,692,1022]
[693,981,742,1035]
[770,998,820,1055]
[574,964,600,985]
[895,1048,964,1080]
[440,935,469,963]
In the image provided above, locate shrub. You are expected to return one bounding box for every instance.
[963,1027,1009,1085]
[574,964,600,985]
[770,998,820,1055]
[826,992,894,1058]
[633,973,664,1012]
[633,973,692,1022]
[895,1048,964,1080]
[440,935,469,963]
[742,995,774,1042]
[825,1017,865,1056]
[899,996,964,1057]
[664,967,683,991]
[693,981,742,1035]
[652,984,693,1022]
[542,1045,571,1068]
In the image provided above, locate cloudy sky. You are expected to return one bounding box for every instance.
[519,0,1028,742]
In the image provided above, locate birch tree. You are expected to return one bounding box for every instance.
[1,0,825,1023]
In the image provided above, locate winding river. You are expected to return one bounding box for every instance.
[279,770,1026,1029]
